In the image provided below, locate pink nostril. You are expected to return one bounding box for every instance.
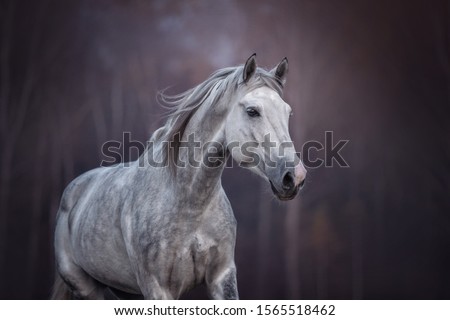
[294,162,307,186]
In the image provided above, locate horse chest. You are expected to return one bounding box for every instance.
[172,235,211,275]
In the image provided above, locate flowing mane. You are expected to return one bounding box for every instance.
[156,64,284,171]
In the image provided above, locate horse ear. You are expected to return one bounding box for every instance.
[271,57,289,85]
[243,53,257,83]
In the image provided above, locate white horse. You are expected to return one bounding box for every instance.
[52,54,306,299]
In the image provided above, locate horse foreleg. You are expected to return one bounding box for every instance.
[138,275,174,299]
[57,262,105,299]
[206,266,239,300]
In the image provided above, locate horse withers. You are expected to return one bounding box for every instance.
[52,54,307,299]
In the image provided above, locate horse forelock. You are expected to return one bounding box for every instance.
[154,65,284,173]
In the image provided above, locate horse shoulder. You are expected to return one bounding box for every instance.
[58,167,107,215]
[216,188,237,228]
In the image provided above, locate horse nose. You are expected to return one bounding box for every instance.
[294,162,307,189]
[299,178,305,189]
[282,169,306,191]
[282,171,295,190]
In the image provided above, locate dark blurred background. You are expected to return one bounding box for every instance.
[0,0,449,299]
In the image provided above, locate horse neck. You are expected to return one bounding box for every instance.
[174,100,230,206]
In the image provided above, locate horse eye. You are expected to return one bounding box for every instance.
[246,107,260,117]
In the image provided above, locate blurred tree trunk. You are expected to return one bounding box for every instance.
[349,139,364,299]
[27,115,48,295]
[0,0,43,286]
[283,19,303,298]
[285,201,301,298]
[257,184,271,298]
[311,207,330,299]
[0,0,15,285]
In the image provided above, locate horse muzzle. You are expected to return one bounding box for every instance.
[268,162,306,201]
